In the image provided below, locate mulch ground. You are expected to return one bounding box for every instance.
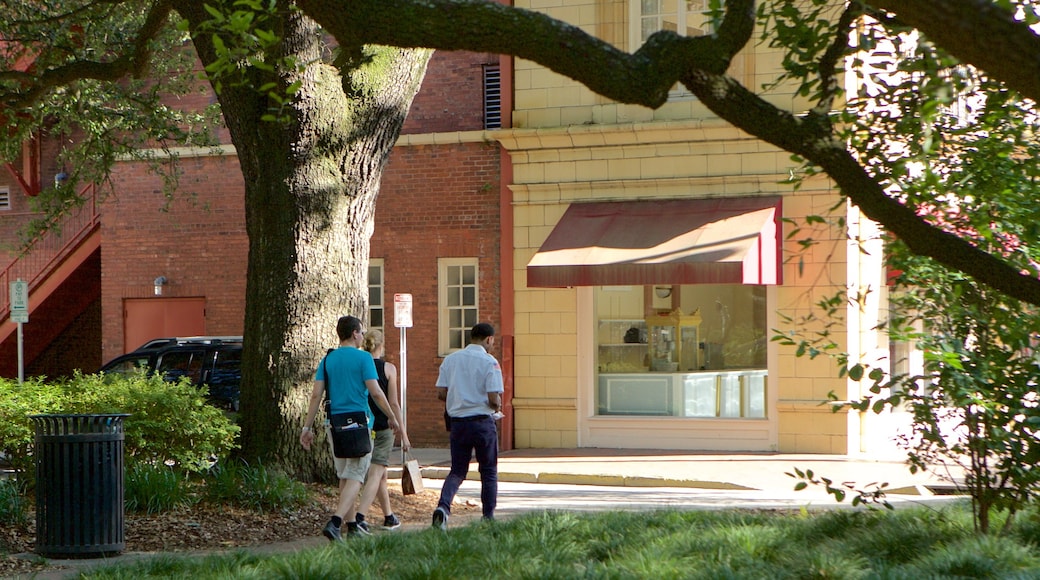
[1,483,479,577]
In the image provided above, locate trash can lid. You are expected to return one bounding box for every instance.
[30,414,131,434]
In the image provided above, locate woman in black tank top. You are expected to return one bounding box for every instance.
[354,329,411,530]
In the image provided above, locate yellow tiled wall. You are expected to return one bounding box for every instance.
[502,0,863,453]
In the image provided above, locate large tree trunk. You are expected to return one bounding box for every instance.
[182,6,430,481]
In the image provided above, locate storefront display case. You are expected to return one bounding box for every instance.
[597,319,647,373]
[646,308,702,373]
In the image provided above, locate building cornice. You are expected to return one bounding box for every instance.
[493,119,751,151]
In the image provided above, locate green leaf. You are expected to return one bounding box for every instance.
[848,364,864,381]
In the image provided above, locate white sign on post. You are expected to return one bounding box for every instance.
[394,293,413,328]
[393,293,413,465]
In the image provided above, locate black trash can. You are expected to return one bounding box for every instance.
[30,414,130,558]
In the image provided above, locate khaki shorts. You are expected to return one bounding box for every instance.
[371,428,394,466]
[326,425,372,482]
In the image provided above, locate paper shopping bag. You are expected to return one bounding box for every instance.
[402,457,424,495]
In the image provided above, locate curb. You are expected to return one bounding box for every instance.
[387,466,758,491]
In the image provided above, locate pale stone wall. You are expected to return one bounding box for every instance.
[775,178,852,453]
[501,0,864,452]
[512,0,811,129]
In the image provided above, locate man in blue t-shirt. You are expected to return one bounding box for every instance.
[301,315,399,541]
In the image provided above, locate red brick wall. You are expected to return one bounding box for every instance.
[372,141,502,446]
[0,137,62,258]
[101,141,502,446]
[402,51,498,135]
[28,298,102,378]
[101,154,248,360]
[7,49,503,446]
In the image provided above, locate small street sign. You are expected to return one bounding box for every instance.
[394,293,413,328]
[10,279,28,313]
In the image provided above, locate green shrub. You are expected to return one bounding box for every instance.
[61,372,240,472]
[0,478,28,526]
[0,371,240,490]
[203,460,309,512]
[125,463,197,514]
[0,377,65,478]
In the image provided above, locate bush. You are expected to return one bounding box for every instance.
[125,463,197,514]
[0,377,65,478]
[203,460,309,513]
[0,371,240,488]
[62,372,240,472]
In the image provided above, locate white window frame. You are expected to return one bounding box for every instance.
[438,258,479,355]
[629,0,716,99]
[368,259,385,333]
[0,187,10,211]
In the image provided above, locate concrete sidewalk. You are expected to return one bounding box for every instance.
[389,447,960,496]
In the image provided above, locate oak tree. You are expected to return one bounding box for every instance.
[3,0,1038,478]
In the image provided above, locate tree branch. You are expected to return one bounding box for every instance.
[681,71,1040,304]
[304,0,1040,304]
[0,0,173,110]
[869,0,1040,104]
[813,4,862,121]
[302,0,686,108]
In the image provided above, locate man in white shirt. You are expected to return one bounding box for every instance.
[431,322,504,530]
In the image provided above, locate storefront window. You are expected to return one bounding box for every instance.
[595,284,767,418]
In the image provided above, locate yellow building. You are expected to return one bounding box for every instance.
[495,0,897,455]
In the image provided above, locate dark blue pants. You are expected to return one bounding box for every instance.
[437,415,498,519]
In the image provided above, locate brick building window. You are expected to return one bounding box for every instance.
[0,187,10,210]
[439,258,479,355]
[483,65,502,129]
[369,259,384,332]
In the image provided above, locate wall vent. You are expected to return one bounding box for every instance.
[483,65,502,130]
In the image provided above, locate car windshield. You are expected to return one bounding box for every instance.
[101,356,151,376]
[157,350,208,384]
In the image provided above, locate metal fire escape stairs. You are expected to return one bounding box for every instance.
[0,184,101,346]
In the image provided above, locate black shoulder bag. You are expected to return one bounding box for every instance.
[323,355,372,458]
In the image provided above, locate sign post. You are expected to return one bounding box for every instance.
[393,293,413,464]
[10,279,28,384]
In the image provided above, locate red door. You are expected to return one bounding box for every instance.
[123,298,206,352]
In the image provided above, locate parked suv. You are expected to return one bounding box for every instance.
[99,336,243,411]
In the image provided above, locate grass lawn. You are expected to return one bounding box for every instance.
[75,503,1040,579]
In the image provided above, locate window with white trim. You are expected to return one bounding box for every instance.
[439,258,479,355]
[630,0,717,98]
[0,187,10,210]
[368,259,384,332]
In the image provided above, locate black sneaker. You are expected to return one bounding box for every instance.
[322,520,342,542]
[346,521,371,536]
[431,507,448,531]
[383,514,402,530]
[355,514,371,534]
